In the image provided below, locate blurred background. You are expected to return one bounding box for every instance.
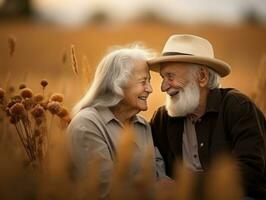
[0,0,266,119]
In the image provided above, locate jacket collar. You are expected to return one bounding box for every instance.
[205,88,223,113]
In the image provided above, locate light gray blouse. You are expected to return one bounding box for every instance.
[67,107,168,196]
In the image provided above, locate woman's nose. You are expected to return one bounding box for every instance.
[146,82,153,93]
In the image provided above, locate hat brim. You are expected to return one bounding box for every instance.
[147,55,231,77]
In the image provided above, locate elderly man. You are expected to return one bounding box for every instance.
[148,34,266,199]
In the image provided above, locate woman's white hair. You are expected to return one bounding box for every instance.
[190,64,221,89]
[72,45,153,116]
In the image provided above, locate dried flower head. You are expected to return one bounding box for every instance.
[11,95,23,103]
[8,86,15,94]
[40,101,49,110]
[10,116,19,124]
[0,88,5,99]
[47,101,61,115]
[9,103,26,119]
[31,104,45,118]
[57,106,69,118]
[22,98,35,110]
[5,107,10,116]
[64,116,71,124]
[19,83,27,90]
[20,88,33,99]
[33,93,44,103]
[40,79,48,88]
[7,100,16,108]
[50,93,64,102]
[8,36,16,57]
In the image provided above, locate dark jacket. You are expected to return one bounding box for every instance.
[150,88,266,198]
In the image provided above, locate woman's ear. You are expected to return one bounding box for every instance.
[198,66,209,87]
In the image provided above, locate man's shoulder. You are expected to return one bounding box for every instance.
[219,88,253,105]
[216,88,264,121]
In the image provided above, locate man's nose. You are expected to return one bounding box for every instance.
[161,79,169,92]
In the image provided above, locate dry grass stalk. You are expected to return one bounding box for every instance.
[38,133,74,200]
[75,155,101,200]
[81,55,94,87]
[71,44,79,76]
[204,155,244,200]
[62,51,67,64]
[8,36,16,57]
[0,80,71,165]
[172,163,195,200]
[254,55,266,114]
[133,145,156,200]
[110,124,136,200]
[4,71,11,91]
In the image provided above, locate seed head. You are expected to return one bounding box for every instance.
[8,86,15,94]
[5,107,10,116]
[57,106,69,118]
[9,103,26,119]
[40,79,48,88]
[7,100,16,108]
[22,98,35,110]
[71,44,79,76]
[11,95,23,103]
[8,36,16,57]
[0,88,5,99]
[19,83,27,90]
[33,93,44,103]
[62,52,67,64]
[40,101,48,110]
[50,93,64,102]
[62,116,71,124]
[10,116,19,124]
[47,101,61,115]
[20,88,33,99]
[31,104,45,118]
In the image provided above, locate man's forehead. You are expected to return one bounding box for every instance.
[160,62,191,72]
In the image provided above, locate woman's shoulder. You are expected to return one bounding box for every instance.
[69,107,101,128]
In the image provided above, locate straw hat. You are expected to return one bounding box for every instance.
[148,34,231,77]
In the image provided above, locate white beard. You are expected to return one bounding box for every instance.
[165,79,200,117]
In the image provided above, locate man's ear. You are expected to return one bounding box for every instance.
[198,66,209,87]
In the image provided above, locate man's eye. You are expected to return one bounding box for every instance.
[167,73,175,80]
[141,80,146,85]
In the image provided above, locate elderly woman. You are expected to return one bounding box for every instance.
[67,46,169,197]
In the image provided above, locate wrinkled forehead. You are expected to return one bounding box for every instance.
[160,62,191,74]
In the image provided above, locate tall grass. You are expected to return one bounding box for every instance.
[0,120,244,200]
[253,55,266,115]
[0,38,259,200]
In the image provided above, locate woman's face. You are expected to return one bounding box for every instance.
[121,59,153,113]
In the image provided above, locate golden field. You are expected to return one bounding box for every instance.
[0,19,265,200]
[0,20,265,120]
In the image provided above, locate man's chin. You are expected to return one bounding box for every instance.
[165,101,194,117]
[166,110,187,117]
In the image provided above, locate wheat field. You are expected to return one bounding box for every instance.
[0,20,265,199]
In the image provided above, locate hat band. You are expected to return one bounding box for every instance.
[162,52,192,56]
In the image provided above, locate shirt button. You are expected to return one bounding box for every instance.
[200,142,204,147]
[193,154,197,158]
[197,118,202,123]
